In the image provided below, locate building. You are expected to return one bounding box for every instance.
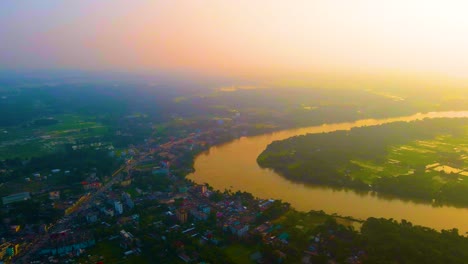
[200,184,207,194]
[114,201,124,215]
[82,181,102,190]
[122,192,134,209]
[120,178,132,187]
[49,191,60,200]
[199,205,211,214]
[86,213,98,223]
[176,209,188,224]
[2,192,31,205]
[190,210,208,221]
[227,220,250,237]
[39,231,95,256]
[39,224,48,233]
[120,230,135,249]
[101,207,115,217]
[0,243,11,259]
[195,184,207,195]
[231,224,249,237]
[10,225,20,233]
[5,244,18,258]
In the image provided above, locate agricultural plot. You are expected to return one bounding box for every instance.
[346,134,467,185]
[0,114,110,159]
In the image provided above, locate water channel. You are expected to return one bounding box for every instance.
[188,111,468,233]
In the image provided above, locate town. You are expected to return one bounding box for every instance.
[1,120,369,264]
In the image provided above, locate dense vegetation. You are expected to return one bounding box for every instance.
[258,118,468,206]
[290,215,468,264]
[311,216,468,264]
[360,217,468,264]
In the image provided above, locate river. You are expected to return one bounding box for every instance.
[187,111,468,233]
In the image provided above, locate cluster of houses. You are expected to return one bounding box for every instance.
[84,191,136,223]
[38,230,95,257]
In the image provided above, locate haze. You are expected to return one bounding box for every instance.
[2,0,468,85]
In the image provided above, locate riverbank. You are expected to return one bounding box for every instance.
[258,118,468,207]
[188,111,468,233]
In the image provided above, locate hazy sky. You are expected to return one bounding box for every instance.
[2,0,468,81]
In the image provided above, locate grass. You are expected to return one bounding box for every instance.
[224,244,258,264]
[0,114,109,159]
[79,240,124,263]
[0,141,53,159]
[41,114,97,132]
[126,187,142,198]
[275,210,328,231]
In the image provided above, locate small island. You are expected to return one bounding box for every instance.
[257,118,468,207]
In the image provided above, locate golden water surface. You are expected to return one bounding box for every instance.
[188,111,468,233]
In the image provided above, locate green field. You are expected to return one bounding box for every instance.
[224,244,258,264]
[77,240,147,264]
[345,133,467,185]
[0,114,110,159]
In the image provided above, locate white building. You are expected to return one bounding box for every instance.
[114,201,123,215]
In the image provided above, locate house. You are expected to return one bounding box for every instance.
[39,224,48,233]
[9,225,20,233]
[190,210,208,221]
[255,222,271,232]
[101,207,115,217]
[229,221,249,237]
[176,209,188,224]
[199,205,211,214]
[82,181,102,190]
[178,252,191,263]
[49,191,60,200]
[194,184,207,195]
[120,178,132,187]
[131,214,139,221]
[122,192,135,209]
[120,230,135,249]
[39,231,95,256]
[259,199,275,211]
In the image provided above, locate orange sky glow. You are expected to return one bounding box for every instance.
[2,0,468,88]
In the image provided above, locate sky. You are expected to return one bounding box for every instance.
[2,0,468,85]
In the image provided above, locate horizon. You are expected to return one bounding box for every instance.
[2,1,468,91]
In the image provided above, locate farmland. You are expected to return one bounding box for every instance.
[0,114,110,159]
[344,133,467,185]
